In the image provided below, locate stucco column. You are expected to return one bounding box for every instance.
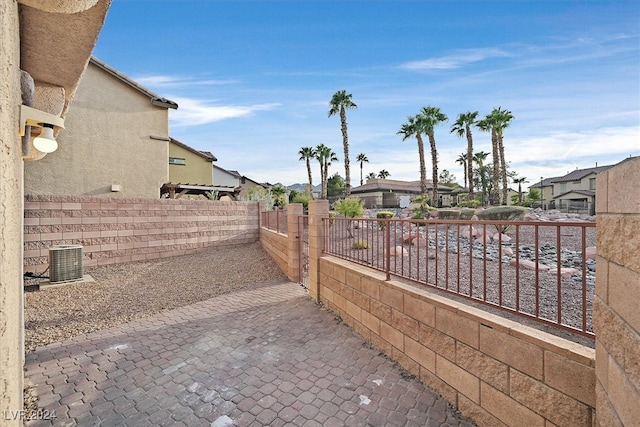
[307,200,329,302]
[287,204,303,282]
[594,157,640,426]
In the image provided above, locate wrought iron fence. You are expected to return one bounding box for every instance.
[324,217,596,338]
[260,209,288,234]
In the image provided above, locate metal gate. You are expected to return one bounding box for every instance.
[298,215,309,288]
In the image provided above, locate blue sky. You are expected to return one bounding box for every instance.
[93,0,640,188]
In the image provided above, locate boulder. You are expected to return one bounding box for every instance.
[509,259,550,271]
[586,246,597,260]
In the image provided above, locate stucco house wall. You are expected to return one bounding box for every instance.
[169,139,214,185]
[24,58,172,198]
[2,1,110,422]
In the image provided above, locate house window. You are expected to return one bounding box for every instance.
[589,178,596,190]
[169,157,185,165]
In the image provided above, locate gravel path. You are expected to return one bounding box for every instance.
[24,241,287,353]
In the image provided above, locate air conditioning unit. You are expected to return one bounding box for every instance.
[49,245,84,283]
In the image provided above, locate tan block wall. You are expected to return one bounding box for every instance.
[319,257,596,427]
[24,195,259,272]
[259,204,302,283]
[594,157,640,426]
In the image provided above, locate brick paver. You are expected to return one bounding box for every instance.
[25,282,475,426]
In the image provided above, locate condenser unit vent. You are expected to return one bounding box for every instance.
[49,245,84,283]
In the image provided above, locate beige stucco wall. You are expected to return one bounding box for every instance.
[24,61,169,198]
[0,0,25,419]
[594,157,640,426]
[169,143,213,185]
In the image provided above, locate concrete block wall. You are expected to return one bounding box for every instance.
[24,194,260,272]
[318,257,596,426]
[594,157,640,426]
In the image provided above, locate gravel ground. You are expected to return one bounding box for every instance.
[24,241,287,353]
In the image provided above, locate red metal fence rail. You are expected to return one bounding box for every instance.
[324,217,596,338]
[260,209,288,234]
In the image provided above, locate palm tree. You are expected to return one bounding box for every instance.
[356,153,369,186]
[491,107,514,205]
[315,144,338,199]
[366,172,377,180]
[450,111,479,199]
[377,170,390,179]
[473,151,490,205]
[417,106,448,206]
[477,115,499,205]
[397,116,428,197]
[455,152,468,190]
[298,146,316,198]
[513,176,528,204]
[328,90,357,197]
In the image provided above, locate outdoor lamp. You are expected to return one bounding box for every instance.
[19,105,65,154]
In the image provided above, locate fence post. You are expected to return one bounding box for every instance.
[287,203,302,282]
[308,199,329,302]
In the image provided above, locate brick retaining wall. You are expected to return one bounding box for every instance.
[24,195,259,272]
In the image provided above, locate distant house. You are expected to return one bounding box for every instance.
[24,57,178,198]
[529,156,638,214]
[351,178,454,208]
[161,139,236,199]
[212,164,268,199]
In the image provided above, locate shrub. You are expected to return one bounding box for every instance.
[459,208,476,220]
[328,211,337,226]
[476,206,527,233]
[376,211,395,229]
[292,193,311,212]
[437,210,461,220]
[352,239,369,250]
[333,198,364,219]
[458,199,481,208]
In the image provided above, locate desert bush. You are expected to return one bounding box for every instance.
[333,198,364,218]
[376,211,395,229]
[438,210,461,220]
[476,206,527,233]
[459,208,476,220]
[458,199,482,208]
[352,239,369,249]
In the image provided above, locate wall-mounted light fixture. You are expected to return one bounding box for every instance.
[19,105,65,153]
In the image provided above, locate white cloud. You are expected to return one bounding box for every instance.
[169,97,281,127]
[133,74,238,88]
[399,47,510,71]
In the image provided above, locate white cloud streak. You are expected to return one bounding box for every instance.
[169,97,281,127]
[399,47,511,70]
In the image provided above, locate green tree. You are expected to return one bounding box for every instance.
[473,151,490,205]
[315,143,338,199]
[366,172,376,180]
[439,169,456,185]
[356,153,368,186]
[377,169,390,179]
[455,152,468,190]
[270,185,288,209]
[512,176,528,204]
[478,107,514,205]
[397,116,428,196]
[327,173,345,197]
[328,90,357,197]
[450,111,479,198]
[417,106,448,205]
[298,146,316,197]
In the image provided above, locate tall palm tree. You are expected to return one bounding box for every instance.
[377,170,390,179]
[397,116,428,197]
[491,107,514,205]
[356,153,369,186]
[298,146,316,198]
[512,176,528,204]
[477,115,499,205]
[450,111,479,199]
[328,90,357,197]
[473,151,490,205]
[315,143,338,199]
[455,152,468,190]
[417,106,448,206]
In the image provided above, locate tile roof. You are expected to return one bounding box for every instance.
[170,138,217,161]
